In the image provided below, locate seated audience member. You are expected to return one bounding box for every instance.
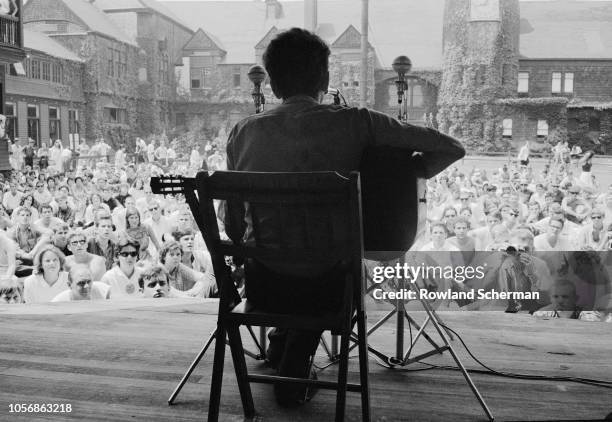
[48,222,72,256]
[533,216,573,251]
[65,231,106,281]
[172,228,214,275]
[23,246,69,304]
[33,204,63,235]
[0,278,22,304]
[469,211,501,250]
[52,265,110,302]
[0,230,17,280]
[100,239,142,299]
[55,194,75,226]
[446,216,476,264]
[533,279,582,319]
[87,213,117,269]
[143,199,171,244]
[121,206,161,261]
[577,208,608,251]
[420,222,460,252]
[159,241,217,298]
[138,264,180,298]
[9,206,49,266]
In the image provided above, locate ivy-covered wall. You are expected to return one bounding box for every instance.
[438,0,520,150]
[567,107,612,154]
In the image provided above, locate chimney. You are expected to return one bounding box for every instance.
[265,0,284,20]
[304,0,317,32]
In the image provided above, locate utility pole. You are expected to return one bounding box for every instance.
[360,0,368,107]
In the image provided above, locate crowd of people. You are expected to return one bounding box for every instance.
[411,142,612,320]
[1,120,611,321]
[0,129,230,305]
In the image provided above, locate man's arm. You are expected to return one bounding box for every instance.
[364,110,466,179]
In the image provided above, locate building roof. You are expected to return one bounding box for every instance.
[182,28,226,54]
[60,0,138,46]
[95,0,194,35]
[520,1,612,59]
[163,0,445,68]
[24,28,84,62]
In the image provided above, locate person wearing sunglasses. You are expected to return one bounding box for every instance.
[51,265,110,302]
[65,231,106,281]
[576,209,608,251]
[100,239,142,299]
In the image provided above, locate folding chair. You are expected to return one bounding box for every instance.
[192,170,370,422]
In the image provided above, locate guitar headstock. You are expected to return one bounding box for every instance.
[150,175,193,196]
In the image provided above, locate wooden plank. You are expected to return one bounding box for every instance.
[0,301,611,421]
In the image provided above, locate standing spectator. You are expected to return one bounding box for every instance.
[115,144,126,169]
[49,139,64,174]
[147,138,156,163]
[23,138,36,169]
[517,141,530,167]
[39,141,51,171]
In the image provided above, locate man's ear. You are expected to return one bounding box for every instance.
[320,70,330,94]
[270,79,281,100]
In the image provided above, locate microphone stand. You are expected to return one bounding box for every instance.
[248,65,266,114]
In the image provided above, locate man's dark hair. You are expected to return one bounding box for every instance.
[263,28,330,99]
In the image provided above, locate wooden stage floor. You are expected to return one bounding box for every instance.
[0,299,610,422]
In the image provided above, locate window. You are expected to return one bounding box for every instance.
[159,53,169,83]
[233,67,241,88]
[107,48,114,77]
[352,80,359,87]
[104,107,127,124]
[27,104,40,143]
[502,119,512,138]
[52,63,62,83]
[4,103,17,141]
[564,72,574,93]
[30,59,41,79]
[191,79,201,89]
[552,72,562,93]
[42,62,51,81]
[190,67,211,89]
[589,117,600,132]
[537,120,548,137]
[517,72,529,93]
[68,109,80,148]
[49,107,61,141]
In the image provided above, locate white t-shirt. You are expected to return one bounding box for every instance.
[23,272,70,304]
[51,282,110,302]
[100,266,142,299]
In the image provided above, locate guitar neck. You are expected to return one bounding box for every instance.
[150,176,195,196]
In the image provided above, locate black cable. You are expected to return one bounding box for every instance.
[437,323,612,389]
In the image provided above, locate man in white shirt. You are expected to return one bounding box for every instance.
[143,199,171,243]
[2,182,22,216]
[33,204,63,235]
[52,265,110,302]
[534,216,572,251]
[517,141,530,166]
[101,239,141,299]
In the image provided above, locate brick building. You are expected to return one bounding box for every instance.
[4,28,85,148]
[166,0,612,153]
[22,0,141,148]
[1,0,25,171]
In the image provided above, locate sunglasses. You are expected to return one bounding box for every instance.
[509,213,519,217]
[119,251,139,258]
[149,206,159,211]
[70,239,87,246]
[592,215,603,219]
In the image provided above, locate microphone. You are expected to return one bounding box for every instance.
[326,87,341,105]
[247,65,267,114]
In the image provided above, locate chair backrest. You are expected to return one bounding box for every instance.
[192,170,364,313]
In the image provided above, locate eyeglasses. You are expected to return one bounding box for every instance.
[36,185,43,188]
[509,213,519,217]
[149,206,159,211]
[119,251,139,258]
[460,198,469,201]
[70,239,87,246]
[592,215,603,219]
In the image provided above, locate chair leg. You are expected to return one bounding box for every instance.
[334,327,351,422]
[207,323,227,422]
[356,310,371,422]
[227,324,256,418]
